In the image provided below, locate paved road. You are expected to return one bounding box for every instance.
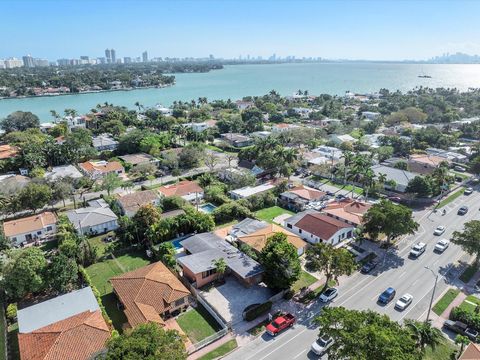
[225,187,480,360]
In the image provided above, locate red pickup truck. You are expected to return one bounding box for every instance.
[265,313,296,336]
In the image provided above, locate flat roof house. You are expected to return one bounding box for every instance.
[92,134,119,151]
[371,164,417,193]
[3,212,57,247]
[110,262,190,328]
[78,160,125,180]
[229,183,276,200]
[329,134,357,144]
[408,154,449,174]
[178,232,263,288]
[220,133,253,148]
[284,210,355,246]
[119,153,159,168]
[280,185,326,211]
[44,164,84,181]
[116,190,160,217]
[157,180,204,203]
[17,287,110,360]
[66,199,118,235]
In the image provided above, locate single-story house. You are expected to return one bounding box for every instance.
[459,342,480,360]
[116,190,160,217]
[238,160,275,178]
[329,134,357,144]
[44,164,84,181]
[0,144,19,160]
[183,120,217,133]
[229,183,276,200]
[228,218,270,239]
[250,131,272,139]
[220,133,253,148]
[312,145,343,160]
[280,185,326,211]
[92,134,119,151]
[17,287,110,360]
[66,199,118,235]
[110,262,190,328]
[119,153,160,168]
[361,111,381,120]
[0,174,30,195]
[178,232,263,288]
[271,123,300,133]
[284,210,355,246]
[408,154,449,175]
[3,212,57,247]
[322,199,371,226]
[371,164,417,193]
[426,147,468,163]
[157,180,204,203]
[235,100,254,111]
[78,160,125,180]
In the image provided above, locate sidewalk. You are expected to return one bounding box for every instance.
[187,333,234,360]
[433,289,467,328]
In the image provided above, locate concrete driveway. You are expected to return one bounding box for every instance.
[200,277,273,326]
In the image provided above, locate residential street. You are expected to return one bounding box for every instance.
[224,187,480,360]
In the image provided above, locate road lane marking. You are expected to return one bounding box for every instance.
[398,270,407,278]
[293,349,307,359]
[255,328,309,360]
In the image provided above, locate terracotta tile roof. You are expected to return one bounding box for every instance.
[3,212,57,237]
[294,212,352,240]
[238,224,306,252]
[78,160,124,175]
[459,343,480,360]
[322,199,372,225]
[287,185,326,201]
[18,310,110,360]
[157,180,203,198]
[0,144,19,159]
[110,262,190,328]
[409,153,448,166]
[116,190,159,215]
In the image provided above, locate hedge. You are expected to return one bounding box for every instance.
[450,306,480,331]
[243,301,272,322]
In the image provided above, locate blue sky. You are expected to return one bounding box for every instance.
[2,0,480,61]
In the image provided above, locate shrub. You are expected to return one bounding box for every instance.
[450,306,480,331]
[243,301,272,322]
[79,266,112,326]
[6,303,17,322]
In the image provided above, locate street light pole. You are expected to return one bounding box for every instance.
[425,266,439,323]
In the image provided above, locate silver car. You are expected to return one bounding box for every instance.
[311,336,334,356]
[395,293,413,311]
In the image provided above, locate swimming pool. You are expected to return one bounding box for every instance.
[171,238,185,250]
[199,203,217,213]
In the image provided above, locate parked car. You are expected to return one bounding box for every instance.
[409,242,426,258]
[361,260,378,274]
[443,320,479,341]
[458,206,469,215]
[395,294,413,311]
[265,313,296,336]
[319,288,338,303]
[455,166,466,172]
[311,336,334,356]
[434,226,446,236]
[378,287,396,305]
[388,196,402,203]
[434,239,450,253]
[464,187,474,195]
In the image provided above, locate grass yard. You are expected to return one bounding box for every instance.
[87,232,116,257]
[458,295,480,313]
[255,206,294,223]
[324,180,364,195]
[459,264,477,283]
[292,270,318,293]
[198,339,238,360]
[432,288,461,315]
[437,187,465,208]
[423,338,457,360]
[177,306,222,344]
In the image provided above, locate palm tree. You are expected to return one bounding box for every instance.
[341,150,354,184]
[212,258,227,283]
[362,168,376,200]
[455,335,470,359]
[405,320,443,352]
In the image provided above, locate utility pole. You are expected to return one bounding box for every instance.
[425,266,439,323]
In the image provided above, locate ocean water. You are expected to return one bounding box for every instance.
[1,62,480,121]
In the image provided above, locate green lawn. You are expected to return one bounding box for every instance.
[432,288,460,315]
[437,187,465,208]
[324,180,364,195]
[255,206,294,223]
[87,232,115,257]
[177,306,222,344]
[423,338,457,360]
[198,339,238,360]
[292,271,318,293]
[458,295,480,313]
[459,264,477,283]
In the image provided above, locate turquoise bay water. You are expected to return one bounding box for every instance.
[1,63,480,121]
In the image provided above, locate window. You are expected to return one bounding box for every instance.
[37,231,42,235]
[46,226,52,231]
[173,297,185,307]
[299,229,302,234]
[287,223,292,229]
[202,269,216,279]
[12,237,16,242]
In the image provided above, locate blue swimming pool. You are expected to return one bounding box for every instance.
[199,203,217,213]
[171,238,184,250]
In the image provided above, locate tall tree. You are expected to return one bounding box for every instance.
[0,111,40,133]
[47,253,79,293]
[101,172,123,196]
[17,182,53,213]
[451,220,480,265]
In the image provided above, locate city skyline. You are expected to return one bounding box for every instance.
[2,0,480,61]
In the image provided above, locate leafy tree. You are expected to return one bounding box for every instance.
[2,247,48,300]
[132,204,162,245]
[161,196,187,211]
[17,182,53,213]
[104,322,187,360]
[305,243,356,294]
[47,253,79,293]
[469,155,480,175]
[455,335,470,358]
[156,242,176,269]
[406,176,432,197]
[58,238,79,258]
[76,238,98,266]
[451,220,480,265]
[6,303,17,322]
[315,307,420,360]
[101,172,123,196]
[260,233,301,290]
[363,199,419,244]
[178,143,205,169]
[0,111,40,132]
[404,320,442,352]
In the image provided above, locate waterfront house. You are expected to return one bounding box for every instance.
[18,287,110,360]
[110,262,190,328]
[78,160,124,180]
[157,180,204,203]
[116,190,160,217]
[284,210,355,246]
[66,199,118,235]
[3,212,57,247]
[235,100,254,111]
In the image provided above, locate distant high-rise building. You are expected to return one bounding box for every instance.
[33,58,49,67]
[57,58,70,66]
[209,54,214,60]
[4,57,24,68]
[110,49,116,64]
[22,55,35,68]
[142,51,148,62]
[80,56,89,61]
[98,57,106,64]
[124,57,132,64]
[105,49,111,64]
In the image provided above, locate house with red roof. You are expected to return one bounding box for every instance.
[280,185,327,211]
[284,210,355,246]
[156,180,204,203]
[322,199,372,226]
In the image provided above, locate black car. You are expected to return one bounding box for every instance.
[361,260,377,274]
[443,320,479,341]
[458,206,469,215]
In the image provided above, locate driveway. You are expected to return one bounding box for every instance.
[200,277,273,326]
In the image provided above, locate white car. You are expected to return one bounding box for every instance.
[409,242,426,258]
[434,226,446,236]
[395,294,413,311]
[435,239,450,253]
[311,336,334,356]
[319,288,338,303]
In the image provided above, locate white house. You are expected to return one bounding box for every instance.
[329,134,357,144]
[229,183,276,200]
[66,199,118,235]
[312,145,343,161]
[3,212,57,246]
